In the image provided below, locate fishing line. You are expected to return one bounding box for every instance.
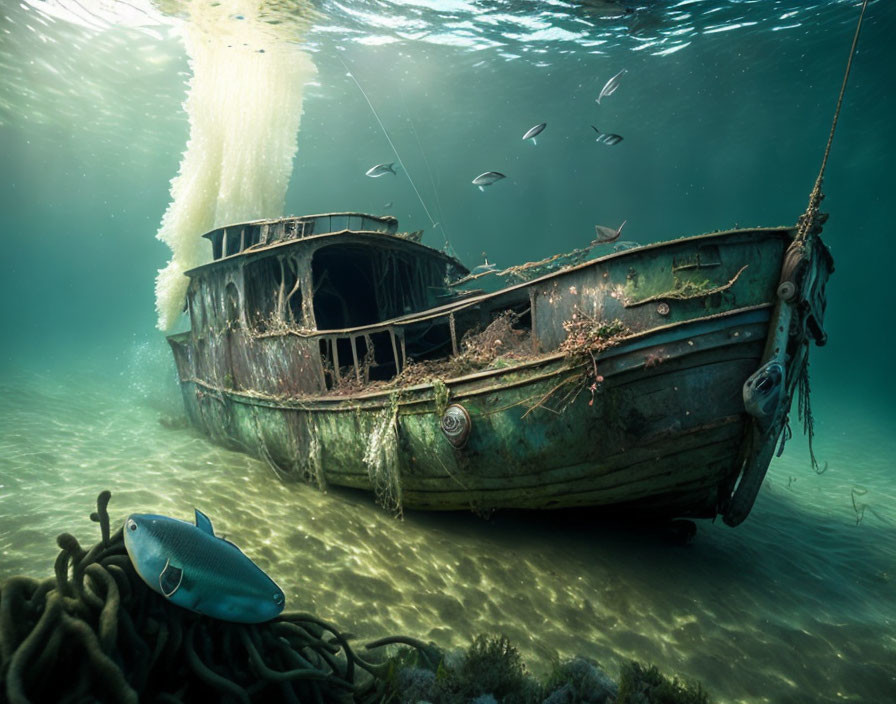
[337,55,448,249]
[404,105,452,247]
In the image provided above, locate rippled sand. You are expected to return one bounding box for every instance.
[1,361,893,704]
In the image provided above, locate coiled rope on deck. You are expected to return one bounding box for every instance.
[0,491,423,704]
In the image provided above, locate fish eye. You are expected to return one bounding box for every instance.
[273,592,284,606]
[126,519,137,532]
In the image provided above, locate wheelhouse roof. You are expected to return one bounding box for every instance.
[184,225,468,277]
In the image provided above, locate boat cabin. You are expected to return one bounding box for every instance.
[170,213,511,396]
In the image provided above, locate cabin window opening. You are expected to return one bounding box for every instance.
[371,252,435,320]
[287,284,304,326]
[224,283,241,329]
[245,226,261,249]
[403,319,453,363]
[210,233,223,260]
[317,332,399,387]
[395,257,423,314]
[366,331,398,381]
[316,335,352,385]
[243,254,305,332]
[328,336,355,381]
[319,339,334,390]
[311,246,380,330]
[224,228,242,257]
[189,287,206,331]
[280,255,304,326]
[244,257,283,331]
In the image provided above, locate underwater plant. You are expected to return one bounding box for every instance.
[542,656,618,703]
[379,636,712,704]
[616,661,709,704]
[431,634,540,704]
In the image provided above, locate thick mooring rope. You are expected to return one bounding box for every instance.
[0,491,420,704]
[797,0,870,242]
[790,0,870,475]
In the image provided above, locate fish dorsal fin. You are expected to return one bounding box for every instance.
[159,559,184,598]
[194,509,214,536]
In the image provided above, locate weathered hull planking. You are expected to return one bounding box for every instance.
[168,213,832,523]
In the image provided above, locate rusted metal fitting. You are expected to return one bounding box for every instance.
[778,240,806,303]
[656,302,670,316]
[441,404,471,449]
[777,281,797,302]
[743,361,785,430]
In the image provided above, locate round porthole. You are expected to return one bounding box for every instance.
[440,404,471,449]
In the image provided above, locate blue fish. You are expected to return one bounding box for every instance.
[123,509,285,623]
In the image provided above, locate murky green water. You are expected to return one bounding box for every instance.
[2,2,894,702]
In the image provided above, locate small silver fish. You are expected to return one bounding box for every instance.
[384,201,393,208]
[593,219,627,244]
[366,162,396,178]
[597,68,626,104]
[592,126,623,146]
[124,510,285,623]
[472,171,506,191]
[522,122,547,145]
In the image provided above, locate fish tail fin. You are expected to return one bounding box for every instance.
[591,125,601,134]
[387,163,396,174]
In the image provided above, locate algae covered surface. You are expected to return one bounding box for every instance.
[2,1,896,702]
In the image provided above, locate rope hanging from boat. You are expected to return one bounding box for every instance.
[797,0,870,243]
[789,0,869,477]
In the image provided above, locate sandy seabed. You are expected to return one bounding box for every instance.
[0,360,893,704]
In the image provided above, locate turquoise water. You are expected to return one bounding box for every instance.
[1,1,894,702]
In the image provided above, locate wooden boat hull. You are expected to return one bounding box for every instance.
[174,306,765,517]
[168,220,832,522]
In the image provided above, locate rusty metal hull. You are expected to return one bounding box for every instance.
[168,219,832,521]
